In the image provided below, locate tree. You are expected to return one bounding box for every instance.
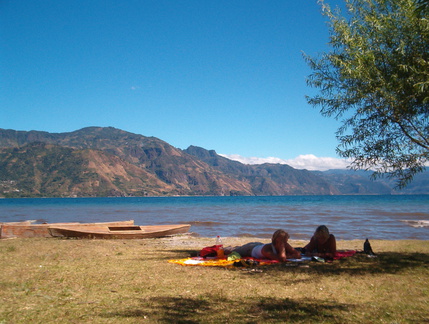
[304,0,429,188]
[416,0,429,14]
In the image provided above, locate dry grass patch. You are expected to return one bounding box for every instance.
[1,236,428,323]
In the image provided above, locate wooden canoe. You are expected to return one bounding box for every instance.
[0,220,134,239]
[0,220,37,225]
[48,224,191,239]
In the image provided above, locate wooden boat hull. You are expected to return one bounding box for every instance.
[0,220,134,239]
[48,224,191,239]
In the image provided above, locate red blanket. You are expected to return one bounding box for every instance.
[334,250,357,259]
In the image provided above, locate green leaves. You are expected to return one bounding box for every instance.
[305,0,429,188]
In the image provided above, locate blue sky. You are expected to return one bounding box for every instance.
[0,0,350,170]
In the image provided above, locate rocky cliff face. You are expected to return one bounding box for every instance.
[0,127,427,197]
[184,146,339,195]
[0,127,255,197]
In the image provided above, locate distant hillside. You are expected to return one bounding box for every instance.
[0,128,254,197]
[184,146,338,195]
[316,169,429,195]
[0,127,428,197]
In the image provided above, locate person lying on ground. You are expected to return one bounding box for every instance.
[303,225,336,259]
[225,229,301,262]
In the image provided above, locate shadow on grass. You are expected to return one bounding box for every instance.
[134,249,196,262]
[260,251,429,277]
[164,249,429,276]
[101,295,351,323]
[166,249,200,257]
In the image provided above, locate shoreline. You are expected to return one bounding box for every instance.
[144,235,429,251]
[2,195,429,240]
[1,234,428,242]
[167,234,429,241]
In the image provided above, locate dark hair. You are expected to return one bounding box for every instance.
[315,225,329,236]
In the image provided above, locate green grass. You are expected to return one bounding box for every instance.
[1,237,428,323]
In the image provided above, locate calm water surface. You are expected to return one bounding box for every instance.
[1,195,428,240]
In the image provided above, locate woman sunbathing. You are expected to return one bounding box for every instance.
[226,229,301,262]
[303,225,336,259]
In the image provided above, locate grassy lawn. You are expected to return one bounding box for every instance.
[1,236,428,323]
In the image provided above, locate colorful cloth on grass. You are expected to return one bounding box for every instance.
[334,250,357,259]
[198,244,223,257]
[168,251,357,267]
[168,257,236,267]
[167,256,279,267]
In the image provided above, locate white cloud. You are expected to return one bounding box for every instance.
[219,153,352,171]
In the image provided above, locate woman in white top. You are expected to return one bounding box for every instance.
[227,230,301,262]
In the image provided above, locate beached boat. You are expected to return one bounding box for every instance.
[48,224,192,239]
[0,220,37,225]
[0,220,134,239]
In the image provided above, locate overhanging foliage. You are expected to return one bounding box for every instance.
[305,0,429,188]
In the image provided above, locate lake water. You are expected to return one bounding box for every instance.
[1,195,428,240]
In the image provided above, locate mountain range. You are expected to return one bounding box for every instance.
[0,127,428,198]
